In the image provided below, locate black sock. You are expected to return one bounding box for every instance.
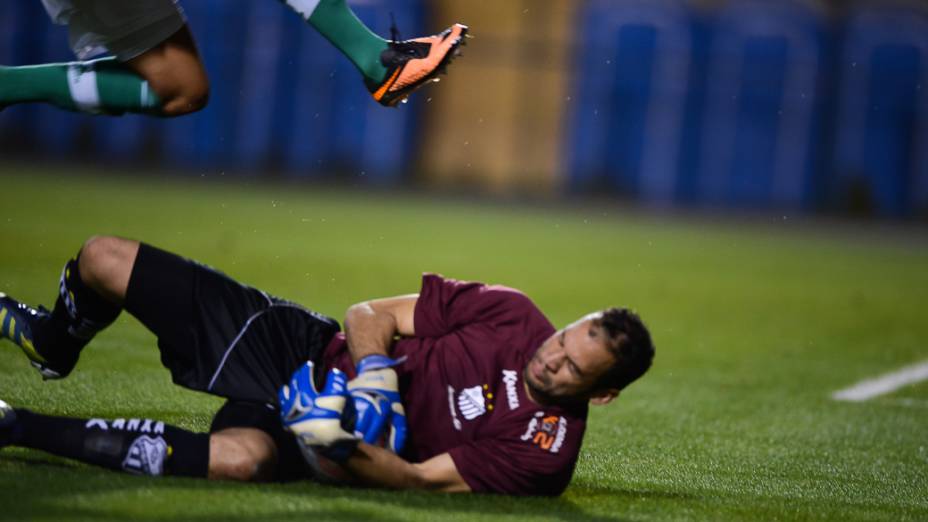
[12,409,209,477]
[35,254,122,365]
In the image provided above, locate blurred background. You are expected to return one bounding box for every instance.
[1,0,927,219]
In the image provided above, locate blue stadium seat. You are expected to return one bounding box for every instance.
[566,0,695,206]
[696,0,827,210]
[160,0,249,171]
[236,1,292,171]
[832,2,928,217]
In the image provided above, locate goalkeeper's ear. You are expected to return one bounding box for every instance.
[589,389,619,406]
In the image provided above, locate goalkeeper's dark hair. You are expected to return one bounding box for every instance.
[592,308,654,392]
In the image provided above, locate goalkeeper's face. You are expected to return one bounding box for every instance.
[523,313,616,405]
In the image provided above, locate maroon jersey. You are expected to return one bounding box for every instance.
[323,274,588,496]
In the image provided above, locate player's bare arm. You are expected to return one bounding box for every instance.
[344,294,418,363]
[345,445,470,492]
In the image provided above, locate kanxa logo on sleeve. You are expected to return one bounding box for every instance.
[520,411,568,454]
[502,369,520,410]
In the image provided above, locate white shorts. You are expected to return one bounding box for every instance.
[41,0,187,61]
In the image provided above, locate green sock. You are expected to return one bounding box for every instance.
[281,0,389,84]
[0,57,162,115]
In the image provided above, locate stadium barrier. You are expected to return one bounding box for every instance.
[566,0,696,206]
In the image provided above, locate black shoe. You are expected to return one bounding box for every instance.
[0,293,76,379]
[367,23,468,107]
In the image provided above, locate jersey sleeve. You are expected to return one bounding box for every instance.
[446,421,584,496]
[413,273,548,339]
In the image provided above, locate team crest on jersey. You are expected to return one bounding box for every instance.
[520,411,568,454]
[458,384,494,420]
[448,383,495,428]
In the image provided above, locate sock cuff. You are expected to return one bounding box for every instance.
[162,428,210,478]
[66,62,102,114]
[283,0,322,20]
[59,255,121,330]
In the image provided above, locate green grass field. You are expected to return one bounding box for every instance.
[1,167,926,521]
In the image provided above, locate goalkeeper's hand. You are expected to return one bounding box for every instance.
[348,354,408,454]
[279,362,358,462]
[352,390,392,446]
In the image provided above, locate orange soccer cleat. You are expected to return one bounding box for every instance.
[367,23,468,107]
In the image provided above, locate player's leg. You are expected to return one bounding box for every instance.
[0,399,210,478]
[123,25,210,117]
[281,0,389,84]
[207,400,348,483]
[208,428,278,481]
[0,0,207,117]
[1,234,260,382]
[207,401,292,481]
[0,57,164,115]
[279,0,468,106]
[0,25,207,117]
[0,399,275,481]
[0,397,345,482]
[0,236,132,379]
[1,233,337,395]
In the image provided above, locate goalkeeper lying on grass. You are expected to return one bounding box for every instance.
[0,236,653,495]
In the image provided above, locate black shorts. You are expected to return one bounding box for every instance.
[124,243,341,403]
[123,243,341,481]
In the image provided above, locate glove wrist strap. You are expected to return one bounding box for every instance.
[357,354,407,373]
[319,439,359,463]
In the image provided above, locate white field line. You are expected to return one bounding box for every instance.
[832,360,928,402]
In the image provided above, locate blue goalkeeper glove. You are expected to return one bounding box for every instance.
[279,362,358,462]
[348,354,407,454]
[351,390,393,446]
